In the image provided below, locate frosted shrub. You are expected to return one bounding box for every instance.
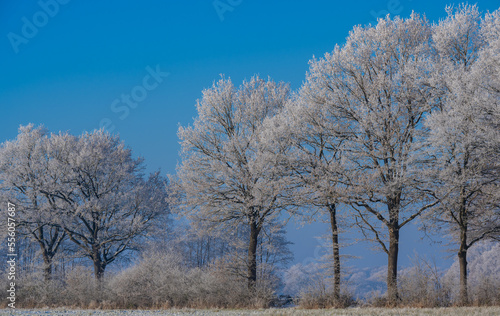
[398,256,450,307]
[14,270,65,307]
[109,251,276,308]
[297,282,355,308]
[197,256,276,308]
[110,252,189,308]
[189,261,249,308]
[284,262,354,308]
[65,266,114,307]
[443,242,500,306]
[470,276,500,306]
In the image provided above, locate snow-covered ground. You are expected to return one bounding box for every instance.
[2,307,500,316]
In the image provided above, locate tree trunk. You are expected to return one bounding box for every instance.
[247,219,260,291]
[387,226,399,305]
[92,245,105,281]
[458,227,468,305]
[42,254,53,281]
[34,227,53,281]
[93,259,105,280]
[328,203,341,301]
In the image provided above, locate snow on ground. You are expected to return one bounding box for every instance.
[2,307,500,316]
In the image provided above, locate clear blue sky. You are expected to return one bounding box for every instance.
[2,0,498,270]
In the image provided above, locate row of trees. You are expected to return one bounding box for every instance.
[1,3,498,308]
[0,126,169,280]
[0,126,291,298]
[175,4,500,305]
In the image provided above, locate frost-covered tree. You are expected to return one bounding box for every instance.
[301,13,440,303]
[174,221,232,269]
[51,130,170,280]
[1,127,170,280]
[272,93,348,300]
[170,216,292,292]
[0,125,68,280]
[177,76,293,290]
[426,5,500,305]
[443,241,500,305]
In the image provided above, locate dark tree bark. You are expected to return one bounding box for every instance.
[386,195,401,305]
[247,218,261,290]
[444,160,498,306]
[328,203,341,300]
[353,191,437,306]
[458,216,469,305]
[42,256,53,281]
[92,244,106,281]
[458,243,468,305]
[387,225,400,305]
[33,225,66,281]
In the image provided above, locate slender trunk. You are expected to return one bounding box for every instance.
[328,203,340,300]
[206,236,211,266]
[387,226,399,305]
[458,227,468,305]
[247,219,260,291]
[457,191,469,306]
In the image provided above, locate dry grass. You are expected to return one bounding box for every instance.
[3,252,276,310]
[0,307,499,315]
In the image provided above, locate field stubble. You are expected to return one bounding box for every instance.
[1,307,499,316]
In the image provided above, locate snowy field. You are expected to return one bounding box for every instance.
[2,307,500,316]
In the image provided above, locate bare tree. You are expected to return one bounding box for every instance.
[0,125,68,280]
[427,5,500,305]
[256,220,293,287]
[300,14,440,303]
[201,218,293,291]
[47,130,170,280]
[272,94,348,300]
[176,76,294,291]
[172,220,233,269]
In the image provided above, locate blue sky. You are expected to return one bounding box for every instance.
[2,0,499,271]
